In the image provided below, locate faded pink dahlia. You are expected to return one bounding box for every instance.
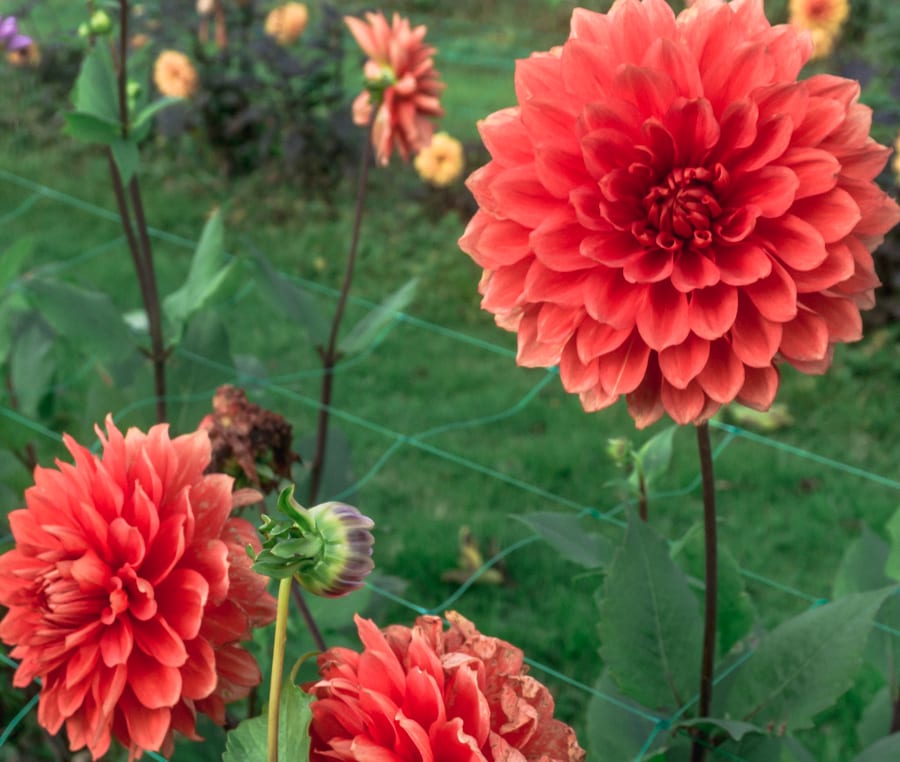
[0,416,276,759]
[345,11,445,165]
[459,0,900,427]
[306,612,585,761]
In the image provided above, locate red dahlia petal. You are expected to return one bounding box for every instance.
[737,365,780,411]
[598,331,651,396]
[688,283,738,339]
[661,380,707,425]
[636,282,689,350]
[791,187,861,243]
[778,308,829,362]
[697,340,746,404]
[730,296,782,367]
[659,333,710,389]
[129,648,183,709]
[744,259,798,323]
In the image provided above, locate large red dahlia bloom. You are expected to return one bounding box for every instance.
[0,416,276,759]
[306,612,585,761]
[345,11,445,165]
[459,0,900,427]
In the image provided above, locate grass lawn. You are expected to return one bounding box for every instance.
[2,1,900,760]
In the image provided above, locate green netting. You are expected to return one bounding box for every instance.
[1,165,899,761]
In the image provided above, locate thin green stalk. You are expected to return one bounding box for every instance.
[691,421,718,762]
[266,577,293,762]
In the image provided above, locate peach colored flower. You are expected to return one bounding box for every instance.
[153,50,198,98]
[459,0,900,428]
[345,11,445,165]
[306,612,585,761]
[789,0,849,59]
[415,131,465,186]
[0,416,276,760]
[265,2,309,45]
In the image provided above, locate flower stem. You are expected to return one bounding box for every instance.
[307,113,375,506]
[266,577,292,762]
[107,0,167,422]
[691,421,718,762]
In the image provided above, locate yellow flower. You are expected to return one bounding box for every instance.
[265,3,308,45]
[6,41,40,68]
[892,134,900,185]
[153,50,198,98]
[789,0,849,59]
[414,132,464,187]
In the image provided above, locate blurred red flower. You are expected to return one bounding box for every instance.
[0,416,276,759]
[306,611,585,761]
[459,0,900,427]
[345,11,445,165]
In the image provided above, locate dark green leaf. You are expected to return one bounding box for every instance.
[0,237,34,290]
[597,511,702,710]
[835,525,891,597]
[131,97,182,139]
[338,278,417,356]
[252,252,329,349]
[857,686,892,749]
[64,112,121,145]
[514,511,612,568]
[24,277,134,364]
[10,317,55,417]
[676,526,757,656]
[163,209,236,343]
[675,717,764,742]
[853,734,900,762]
[723,588,894,730]
[222,681,313,762]
[110,139,140,185]
[885,506,900,581]
[584,671,667,760]
[71,44,120,124]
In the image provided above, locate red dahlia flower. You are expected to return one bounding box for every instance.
[459,0,900,427]
[306,611,585,761]
[0,416,276,759]
[345,11,445,165]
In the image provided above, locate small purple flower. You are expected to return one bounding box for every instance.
[0,16,31,53]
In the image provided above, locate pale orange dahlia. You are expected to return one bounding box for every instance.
[459,0,900,428]
[153,50,198,98]
[0,416,276,759]
[265,2,309,45]
[415,131,465,186]
[306,612,585,761]
[345,11,445,165]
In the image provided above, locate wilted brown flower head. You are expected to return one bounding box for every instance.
[198,385,299,493]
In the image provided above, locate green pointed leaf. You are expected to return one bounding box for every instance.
[71,44,120,124]
[64,112,121,145]
[675,717,764,743]
[131,97,182,139]
[835,525,891,597]
[885,506,900,581]
[338,278,417,356]
[857,686,892,749]
[628,425,676,492]
[10,317,55,417]
[164,209,236,343]
[514,511,612,568]
[252,252,329,349]
[853,734,900,762]
[723,588,895,730]
[222,681,313,762]
[0,238,34,291]
[676,526,757,656]
[597,511,702,710]
[110,139,140,185]
[584,671,667,760]
[24,277,134,364]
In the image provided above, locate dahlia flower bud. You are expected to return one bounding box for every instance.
[252,486,374,597]
[89,10,112,36]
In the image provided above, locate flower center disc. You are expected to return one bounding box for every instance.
[642,166,724,251]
